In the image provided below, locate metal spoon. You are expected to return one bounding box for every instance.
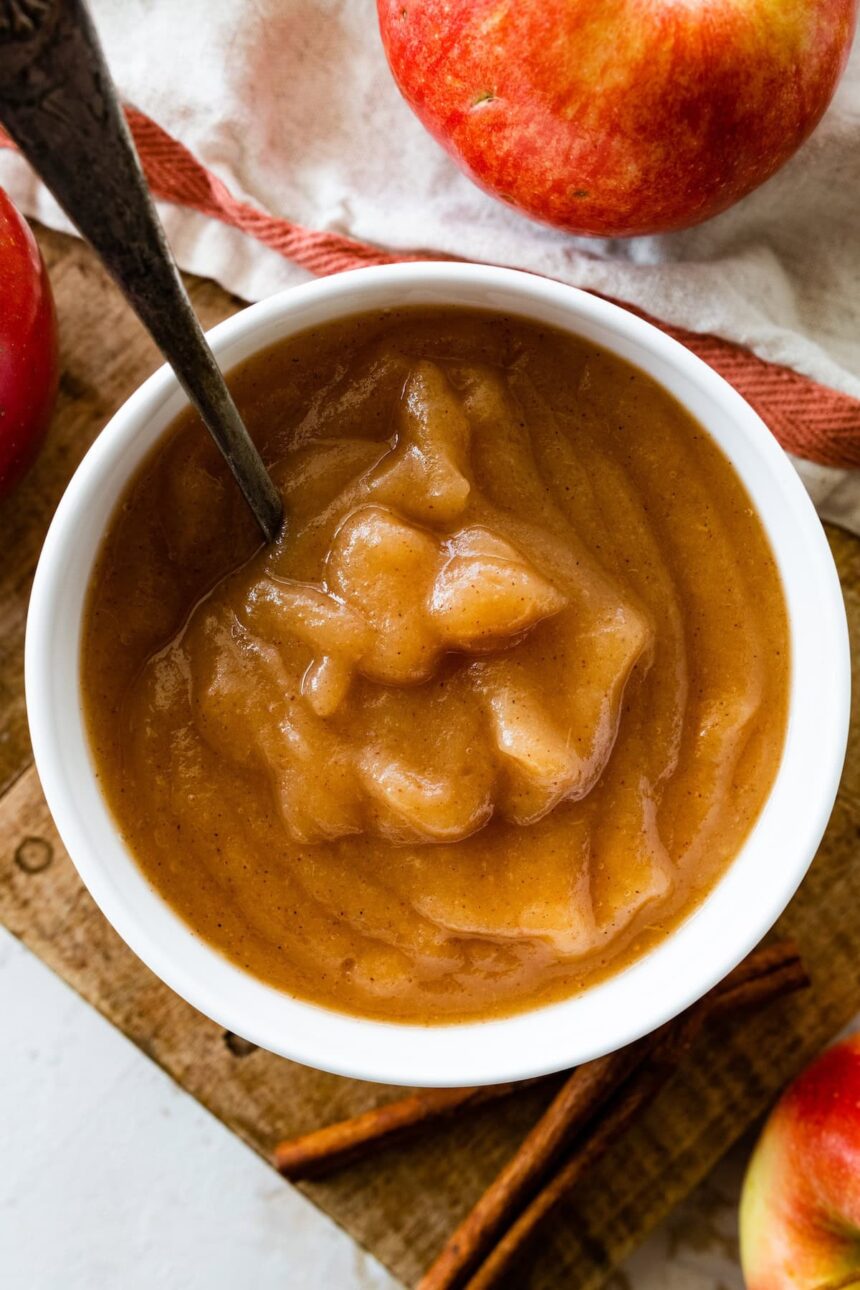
[0,0,283,542]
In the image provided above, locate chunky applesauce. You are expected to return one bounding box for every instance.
[81,308,789,1023]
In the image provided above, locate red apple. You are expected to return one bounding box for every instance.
[740,1034,860,1289]
[378,0,858,237]
[0,186,58,495]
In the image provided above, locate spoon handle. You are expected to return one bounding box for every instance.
[0,0,283,542]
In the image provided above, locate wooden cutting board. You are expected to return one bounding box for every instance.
[3,225,859,1290]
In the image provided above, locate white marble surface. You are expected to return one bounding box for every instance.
[0,928,398,1290]
[0,922,757,1290]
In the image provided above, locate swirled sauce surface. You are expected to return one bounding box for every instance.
[81,309,789,1022]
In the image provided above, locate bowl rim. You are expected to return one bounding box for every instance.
[26,261,850,1087]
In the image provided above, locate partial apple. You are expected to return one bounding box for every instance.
[740,1034,860,1289]
[378,0,858,237]
[0,187,58,496]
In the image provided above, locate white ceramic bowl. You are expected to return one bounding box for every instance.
[26,263,849,1087]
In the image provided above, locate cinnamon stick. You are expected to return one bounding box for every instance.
[274,1079,546,1180]
[710,956,809,1018]
[424,942,808,1290]
[413,1037,658,1290]
[464,1027,691,1290]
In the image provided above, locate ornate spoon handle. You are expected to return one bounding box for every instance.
[0,0,283,541]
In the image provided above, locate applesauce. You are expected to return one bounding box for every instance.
[81,308,789,1023]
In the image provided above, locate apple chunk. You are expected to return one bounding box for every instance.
[327,505,440,684]
[429,528,566,651]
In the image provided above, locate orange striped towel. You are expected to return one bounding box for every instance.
[2,106,858,471]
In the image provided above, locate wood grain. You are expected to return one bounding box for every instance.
[2,225,859,1289]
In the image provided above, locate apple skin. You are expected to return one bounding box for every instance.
[0,187,58,496]
[378,0,858,237]
[740,1034,860,1290]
